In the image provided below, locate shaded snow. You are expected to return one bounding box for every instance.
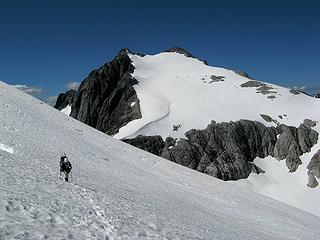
[1,81,320,239]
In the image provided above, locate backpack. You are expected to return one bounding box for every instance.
[64,161,72,172]
[60,157,72,172]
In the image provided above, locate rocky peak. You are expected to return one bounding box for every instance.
[164,47,208,65]
[55,48,142,135]
[315,92,320,98]
[164,47,195,58]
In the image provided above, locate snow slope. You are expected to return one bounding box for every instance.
[115,52,320,139]
[1,81,320,239]
[111,51,320,217]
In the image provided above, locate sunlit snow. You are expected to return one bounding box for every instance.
[1,81,320,239]
[112,51,320,217]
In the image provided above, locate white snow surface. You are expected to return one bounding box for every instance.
[61,104,72,116]
[0,143,14,154]
[115,52,320,139]
[113,51,320,217]
[1,81,320,239]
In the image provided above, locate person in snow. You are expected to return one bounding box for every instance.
[60,154,72,182]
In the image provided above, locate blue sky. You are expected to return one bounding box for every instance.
[0,0,319,102]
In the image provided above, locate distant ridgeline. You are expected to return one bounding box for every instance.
[55,47,320,188]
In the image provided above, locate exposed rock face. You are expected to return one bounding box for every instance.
[125,119,318,182]
[210,75,225,82]
[164,47,208,65]
[161,120,277,180]
[273,123,317,172]
[289,89,301,95]
[54,90,77,110]
[240,80,276,95]
[55,49,142,135]
[307,149,320,188]
[315,92,320,98]
[123,135,165,156]
[234,71,251,79]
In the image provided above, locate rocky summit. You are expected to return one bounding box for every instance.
[55,49,142,135]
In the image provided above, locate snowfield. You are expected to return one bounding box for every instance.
[111,51,320,218]
[1,82,320,239]
[115,52,320,139]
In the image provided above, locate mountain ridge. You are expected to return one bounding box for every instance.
[54,47,320,200]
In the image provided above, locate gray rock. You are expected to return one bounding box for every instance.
[256,85,276,95]
[260,114,273,123]
[274,125,302,172]
[161,120,277,180]
[55,48,142,135]
[260,114,280,126]
[124,119,318,183]
[297,124,318,153]
[234,71,251,79]
[289,89,301,95]
[307,171,319,188]
[164,47,208,65]
[240,81,265,88]
[209,75,225,83]
[123,135,165,156]
[240,81,276,95]
[273,123,318,172]
[303,119,317,128]
[315,92,320,98]
[307,149,320,179]
[54,90,77,110]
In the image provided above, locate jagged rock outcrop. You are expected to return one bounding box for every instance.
[274,122,318,172]
[234,71,251,79]
[315,92,320,98]
[125,119,318,181]
[55,49,142,135]
[307,149,320,188]
[161,120,276,180]
[54,90,77,110]
[164,47,208,65]
[123,135,165,156]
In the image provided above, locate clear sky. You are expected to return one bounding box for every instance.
[1,0,319,103]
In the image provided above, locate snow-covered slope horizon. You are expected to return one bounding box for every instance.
[1,81,320,239]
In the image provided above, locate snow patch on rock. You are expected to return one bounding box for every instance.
[61,105,72,116]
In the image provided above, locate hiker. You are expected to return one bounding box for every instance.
[60,154,72,182]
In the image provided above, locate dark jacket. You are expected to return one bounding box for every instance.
[60,156,72,172]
